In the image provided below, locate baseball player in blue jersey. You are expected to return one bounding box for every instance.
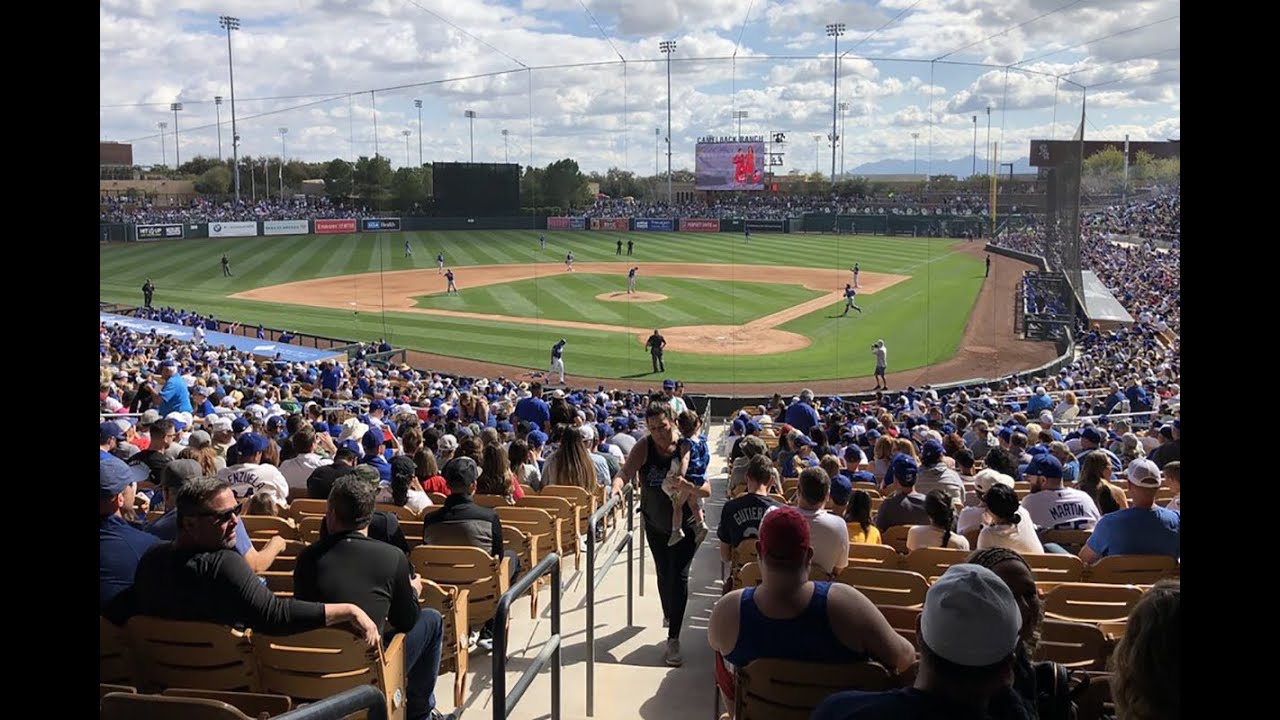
[627,266,639,294]
[437,251,445,274]
[445,268,457,294]
[841,284,862,317]
[549,338,567,383]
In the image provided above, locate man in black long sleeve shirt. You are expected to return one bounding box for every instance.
[132,477,378,644]
[295,477,455,720]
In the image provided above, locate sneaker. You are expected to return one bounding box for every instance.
[467,630,480,650]
[667,528,684,547]
[429,709,462,720]
[694,523,709,546]
[477,626,494,652]
[663,638,683,667]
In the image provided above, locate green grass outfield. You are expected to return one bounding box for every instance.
[99,231,985,382]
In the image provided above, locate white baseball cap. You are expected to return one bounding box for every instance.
[1126,458,1162,488]
[920,564,1022,667]
[973,469,1015,494]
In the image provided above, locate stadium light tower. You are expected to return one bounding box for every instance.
[402,129,412,166]
[660,40,676,203]
[912,132,920,175]
[414,99,423,166]
[813,134,822,175]
[502,129,510,163]
[972,115,978,177]
[219,15,241,201]
[158,122,168,166]
[464,110,477,162]
[733,110,748,138]
[214,96,224,161]
[279,127,288,198]
[838,101,849,177]
[654,127,660,176]
[826,22,845,188]
[170,102,183,168]
[985,105,992,177]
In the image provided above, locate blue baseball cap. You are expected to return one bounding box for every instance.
[829,473,853,506]
[888,453,919,486]
[496,420,514,434]
[732,419,746,434]
[850,470,876,485]
[527,429,548,447]
[100,421,125,442]
[920,439,944,465]
[361,428,385,452]
[1025,454,1063,479]
[997,427,1014,441]
[235,432,270,455]
[232,416,251,433]
[662,379,675,390]
[1080,427,1104,444]
[100,455,150,498]
[746,420,763,433]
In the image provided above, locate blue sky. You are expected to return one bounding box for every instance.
[100,0,1180,176]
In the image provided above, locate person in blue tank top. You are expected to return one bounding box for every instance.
[664,410,710,547]
[708,506,916,709]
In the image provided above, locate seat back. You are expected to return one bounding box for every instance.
[258,571,294,598]
[101,616,134,684]
[472,494,511,509]
[903,547,970,581]
[1044,583,1144,623]
[375,503,421,521]
[496,506,560,558]
[161,689,293,718]
[848,542,900,568]
[238,516,301,542]
[1086,555,1179,584]
[409,545,509,628]
[427,492,449,505]
[285,498,327,518]
[100,692,255,720]
[419,579,470,708]
[876,605,921,649]
[736,659,894,720]
[517,495,580,546]
[1040,529,1092,554]
[737,562,763,588]
[298,516,324,545]
[1022,552,1085,583]
[835,567,930,607]
[538,485,596,535]
[126,617,257,692]
[1035,620,1108,670]
[252,627,405,720]
[880,525,911,553]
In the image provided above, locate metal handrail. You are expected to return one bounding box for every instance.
[275,685,387,720]
[492,552,562,720]
[585,483,635,716]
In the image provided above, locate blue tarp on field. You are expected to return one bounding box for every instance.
[100,312,347,363]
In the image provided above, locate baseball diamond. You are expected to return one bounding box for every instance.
[98,230,1056,390]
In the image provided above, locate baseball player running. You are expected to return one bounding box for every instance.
[627,266,639,294]
[841,284,863,317]
[549,338,567,383]
[445,268,457,294]
[565,251,575,272]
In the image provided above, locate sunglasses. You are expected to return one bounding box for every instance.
[200,506,241,524]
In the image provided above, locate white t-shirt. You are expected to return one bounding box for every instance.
[977,512,1044,554]
[873,346,887,368]
[957,505,987,535]
[279,452,333,495]
[610,432,637,456]
[218,462,290,507]
[906,525,971,552]
[1165,495,1180,514]
[1019,487,1101,531]
[375,487,432,515]
[785,506,850,574]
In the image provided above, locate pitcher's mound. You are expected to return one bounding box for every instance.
[596,291,667,303]
[640,325,812,355]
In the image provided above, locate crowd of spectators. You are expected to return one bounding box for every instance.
[100,196,378,224]
[577,192,996,220]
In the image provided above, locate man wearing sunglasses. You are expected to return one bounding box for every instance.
[133,477,379,645]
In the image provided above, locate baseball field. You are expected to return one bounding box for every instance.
[99,230,1053,390]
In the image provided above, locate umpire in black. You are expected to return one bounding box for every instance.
[646,329,667,373]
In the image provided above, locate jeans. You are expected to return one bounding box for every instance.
[651,353,665,373]
[385,607,445,720]
[1042,542,1071,555]
[644,523,697,640]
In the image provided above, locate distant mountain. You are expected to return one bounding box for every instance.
[848,155,1034,177]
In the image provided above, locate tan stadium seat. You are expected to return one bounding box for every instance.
[126,617,257,693]
[419,580,469,709]
[517,495,582,570]
[252,627,407,720]
[238,515,300,542]
[902,547,969,581]
[101,692,257,720]
[847,542,900,568]
[1044,583,1144,623]
[1085,555,1179,584]
[876,605,921,649]
[409,545,510,632]
[1022,552,1085,583]
[880,525,911,553]
[1035,620,1108,670]
[375,503,422,521]
[100,616,134,685]
[735,659,894,720]
[161,689,292,718]
[835,567,930,608]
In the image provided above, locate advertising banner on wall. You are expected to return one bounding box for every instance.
[314,218,358,234]
[208,221,259,238]
[744,218,788,233]
[569,217,587,230]
[633,218,674,231]
[590,218,631,231]
[135,224,184,241]
[262,219,310,236]
[679,218,721,232]
[361,218,402,231]
[546,217,572,230]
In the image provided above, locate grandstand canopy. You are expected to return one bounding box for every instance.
[1079,271,1134,327]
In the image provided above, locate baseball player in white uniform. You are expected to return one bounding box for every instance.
[549,339,567,383]
[851,263,860,288]
[627,266,639,294]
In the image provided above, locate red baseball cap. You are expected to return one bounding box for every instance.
[757,506,811,568]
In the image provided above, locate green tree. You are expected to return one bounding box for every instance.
[389,167,429,211]
[1082,145,1126,194]
[194,165,232,194]
[353,155,393,207]
[323,158,355,198]
[541,158,590,209]
[179,155,222,177]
